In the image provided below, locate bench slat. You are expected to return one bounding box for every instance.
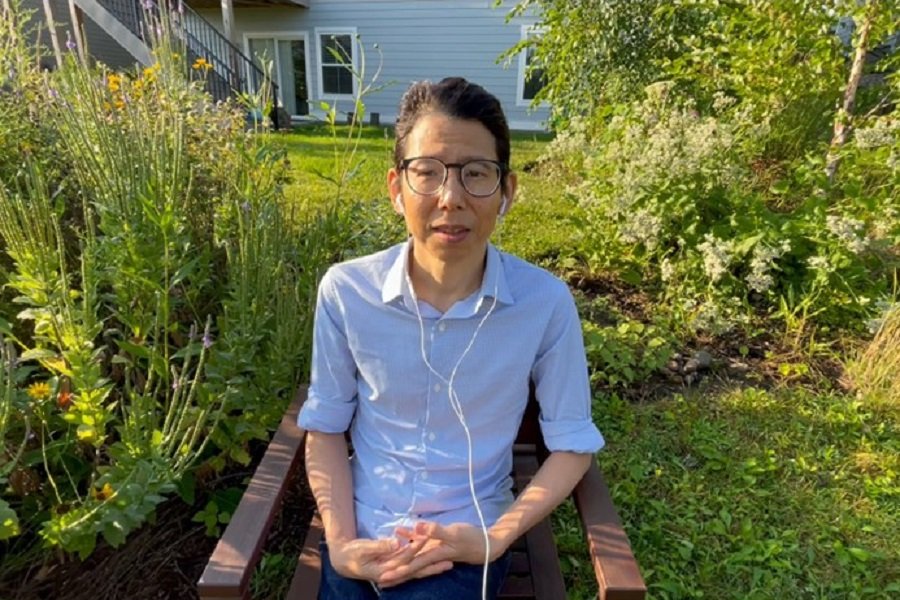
[574,463,646,600]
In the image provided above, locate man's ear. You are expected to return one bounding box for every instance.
[501,172,518,215]
[387,168,404,216]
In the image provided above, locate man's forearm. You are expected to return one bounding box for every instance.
[305,431,357,543]
[488,451,593,558]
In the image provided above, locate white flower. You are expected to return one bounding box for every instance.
[619,209,662,248]
[854,118,898,149]
[807,255,831,271]
[826,215,869,254]
[697,234,732,282]
[660,258,675,282]
[745,242,785,293]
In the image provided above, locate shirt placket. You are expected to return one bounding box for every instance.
[409,317,449,517]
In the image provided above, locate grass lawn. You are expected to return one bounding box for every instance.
[266,125,899,600]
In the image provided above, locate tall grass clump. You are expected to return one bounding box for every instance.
[0,2,341,560]
[846,302,900,406]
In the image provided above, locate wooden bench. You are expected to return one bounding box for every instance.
[198,385,646,600]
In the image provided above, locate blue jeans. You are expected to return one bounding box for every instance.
[318,540,511,600]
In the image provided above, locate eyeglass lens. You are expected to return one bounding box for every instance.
[405,158,501,197]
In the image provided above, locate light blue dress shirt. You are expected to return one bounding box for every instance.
[298,240,604,539]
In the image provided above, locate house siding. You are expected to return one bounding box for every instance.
[21,0,141,70]
[196,0,548,130]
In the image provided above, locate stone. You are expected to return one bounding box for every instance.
[694,350,714,369]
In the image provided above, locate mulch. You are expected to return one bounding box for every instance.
[0,457,316,600]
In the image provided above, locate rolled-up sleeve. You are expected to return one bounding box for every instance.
[298,269,358,433]
[531,285,605,454]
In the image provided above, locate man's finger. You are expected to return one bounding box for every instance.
[379,559,453,588]
[377,543,455,585]
[380,536,426,568]
[355,537,400,559]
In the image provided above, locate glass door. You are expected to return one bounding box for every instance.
[248,36,309,117]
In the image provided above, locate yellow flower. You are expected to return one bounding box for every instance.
[26,381,51,401]
[142,64,160,83]
[192,57,211,72]
[107,73,122,92]
[90,482,115,501]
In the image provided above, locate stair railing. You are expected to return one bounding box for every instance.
[94,0,280,127]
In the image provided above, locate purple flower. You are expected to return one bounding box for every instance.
[65,33,77,51]
[202,331,213,349]
[172,379,181,392]
[241,201,251,213]
[48,88,59,99]
[142,0,153,9]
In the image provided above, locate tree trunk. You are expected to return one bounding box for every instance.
[825,1,878,184]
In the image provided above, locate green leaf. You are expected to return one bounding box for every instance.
[847,547,871,562]
[229,446,251,466]
[0,499,20,540]
[19,348,58,361]
[175,471,196,506]
[102,519,127,547]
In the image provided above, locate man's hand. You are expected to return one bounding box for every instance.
[328,536,453,584]
[378,521,501,587]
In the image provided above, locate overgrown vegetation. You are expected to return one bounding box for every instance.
[0,2,359,562]
[497,0,899,598]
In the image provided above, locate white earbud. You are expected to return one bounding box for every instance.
[395,194,405,216]
[499,195,509,219]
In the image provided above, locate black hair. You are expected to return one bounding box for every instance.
[393,78,511,189]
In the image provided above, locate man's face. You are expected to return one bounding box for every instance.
[387,112,516,267]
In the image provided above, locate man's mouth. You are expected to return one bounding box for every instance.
[431,224,470,242]
[432,224,470,234]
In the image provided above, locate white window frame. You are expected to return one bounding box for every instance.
[315,27,358,100]
[516,24,548,107]
[242,31,312,114]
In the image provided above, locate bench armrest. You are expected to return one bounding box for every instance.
[573,462,646,600]
[197,385,309,600]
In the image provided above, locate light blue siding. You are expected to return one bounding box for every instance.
[197,0,549,130]
[21,0,142,70]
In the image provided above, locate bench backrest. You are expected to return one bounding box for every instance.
[514,386,550,461]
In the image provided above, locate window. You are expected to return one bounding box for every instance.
[316,28,356,97]
[517,26,547,105]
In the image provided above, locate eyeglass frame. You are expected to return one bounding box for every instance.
[398,156,509,198]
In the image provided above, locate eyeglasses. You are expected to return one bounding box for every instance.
[399,157,506,198]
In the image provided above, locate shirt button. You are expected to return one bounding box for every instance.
[438,322,447,332]
[433,383,441,392]
[428,432,436,441]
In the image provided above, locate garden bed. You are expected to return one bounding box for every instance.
[1,449,316,600]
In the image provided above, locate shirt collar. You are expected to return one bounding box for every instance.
[381,240,515,314]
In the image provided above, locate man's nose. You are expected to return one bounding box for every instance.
[437,168,466,210]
